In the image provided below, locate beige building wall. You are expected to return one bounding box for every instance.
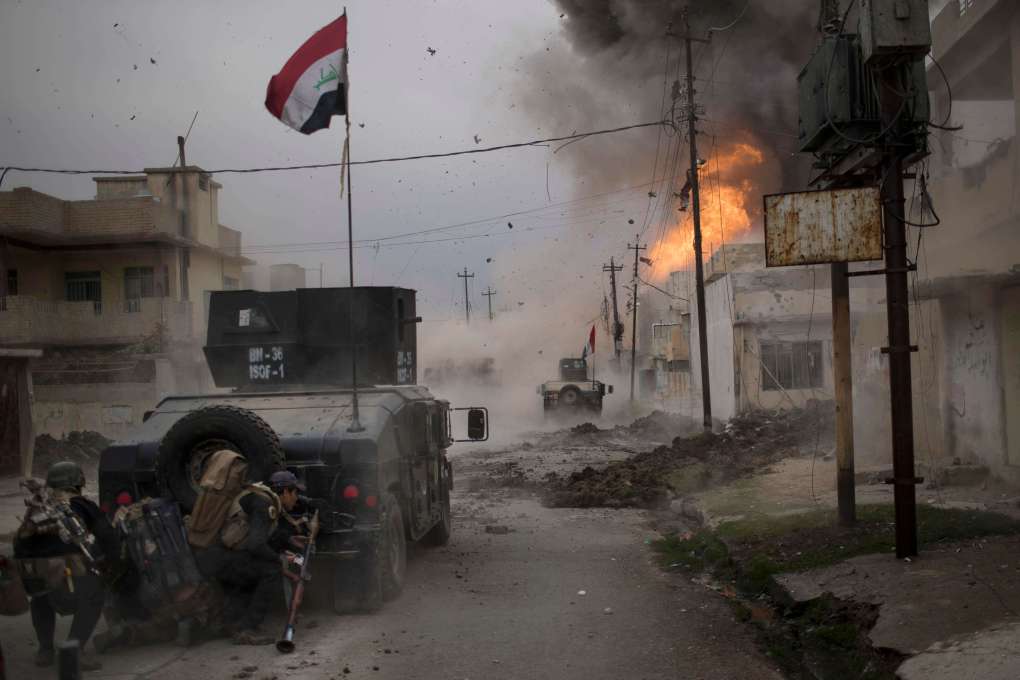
[1,167,249,440]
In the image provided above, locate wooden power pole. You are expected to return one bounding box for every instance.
[458,268,475,324]
[680,8,713,432]
[603,258,624,359]
[482,286,496,321]
[818,0,856,527]
[627,236,647,403]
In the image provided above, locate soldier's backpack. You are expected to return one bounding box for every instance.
[114,498,203,612]
[219,483,282,549]
[185,450,249,549]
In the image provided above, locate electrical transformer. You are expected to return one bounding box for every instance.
[858,0,932,64]
[797,34,929,158]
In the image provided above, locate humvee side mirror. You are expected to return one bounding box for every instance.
[452,407,489,442]
[467,409,486,440]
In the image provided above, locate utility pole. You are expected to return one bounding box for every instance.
[457,268,475,324]
[603,258,624,359]
[878,72,919,559]
[627,236,646,403]
[831,261,856,525]
[482,286,497,321]
[680,8,713,432]
[176,135,190,300]
[817,0,856,527]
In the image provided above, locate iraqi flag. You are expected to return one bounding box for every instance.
[265,14,348,134]
[581,325,596,360]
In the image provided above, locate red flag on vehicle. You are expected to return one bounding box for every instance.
[265,14,348,134]
[582,325,596,359]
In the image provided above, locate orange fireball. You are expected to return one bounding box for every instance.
[648,138,766,281]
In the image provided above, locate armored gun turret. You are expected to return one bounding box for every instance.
[99,287,487,614]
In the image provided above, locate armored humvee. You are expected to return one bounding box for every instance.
[98,287,486,613]
[538,357,612,415]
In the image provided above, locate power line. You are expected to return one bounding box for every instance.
[242,185,653,251]
[0,120,666,181]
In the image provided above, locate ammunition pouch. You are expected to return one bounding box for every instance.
[16,554,89,612]
[220,484,281,550]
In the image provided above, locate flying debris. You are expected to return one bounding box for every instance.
[426,47,437,56]
[628,219,634,224]
[640,257,654,266]
[507,222,513,229]
[473,134,481,144]
[647,191,657,198]
[150,57,157,64]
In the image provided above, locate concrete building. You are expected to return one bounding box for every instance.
[919,0,1020,480]
[0,166,252,439]
[667,242,944,470]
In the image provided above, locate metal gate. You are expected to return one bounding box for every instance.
[0,359,21,476]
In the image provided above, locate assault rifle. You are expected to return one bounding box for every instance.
[20,479,100,572]
[276,509,319,654]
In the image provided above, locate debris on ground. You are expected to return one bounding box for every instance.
[32,431,112,476]
[544,406,833,509]
[616,410,698,442]
[485,525,510,535]
[570,422,601,435]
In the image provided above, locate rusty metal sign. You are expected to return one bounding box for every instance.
[763,186,882,267]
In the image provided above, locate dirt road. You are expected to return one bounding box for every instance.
[1,427,782,680]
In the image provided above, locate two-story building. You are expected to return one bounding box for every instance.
[0,166,252,441]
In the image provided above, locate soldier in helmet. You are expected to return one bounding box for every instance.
[14,461,120,671]
[191,458,287,645]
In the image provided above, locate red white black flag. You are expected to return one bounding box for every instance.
[582,325,596,359]
[265,14,348,134]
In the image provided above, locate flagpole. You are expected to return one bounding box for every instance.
[343,9,363,433]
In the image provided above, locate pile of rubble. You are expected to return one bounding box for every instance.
[32,431,111,476]
[544,406,833,509]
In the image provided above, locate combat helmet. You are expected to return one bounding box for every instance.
[46,461,86,491]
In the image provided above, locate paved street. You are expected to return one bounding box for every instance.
[1,442,780,680]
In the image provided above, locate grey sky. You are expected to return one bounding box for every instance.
[1,0,649,322]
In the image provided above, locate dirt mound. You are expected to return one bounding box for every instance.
[544,406,833,509]
[618,410,697,442]
[33,431,111,476]
[570,422,601,435]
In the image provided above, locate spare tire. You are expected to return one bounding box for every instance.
[158,405,285,512]
[559,386,582,407]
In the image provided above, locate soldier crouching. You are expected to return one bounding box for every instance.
[13,461,121,671]
[189,451,290,645]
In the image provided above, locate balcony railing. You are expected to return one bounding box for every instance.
[0,295,193,346]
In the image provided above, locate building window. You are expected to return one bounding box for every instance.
[6,269,17,296]
[65,271,102,315]
[223,276,239,291]
[760,340,823,391]
[124,267,156,312]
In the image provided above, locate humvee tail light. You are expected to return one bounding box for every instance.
[115,491,134,506]
[364,495,378,509]
[342,484,360,500]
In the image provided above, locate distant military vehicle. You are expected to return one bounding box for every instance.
[98,287,487,614]
[538,357,612,415]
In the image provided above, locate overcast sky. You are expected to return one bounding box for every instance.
[1,0,658,323]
